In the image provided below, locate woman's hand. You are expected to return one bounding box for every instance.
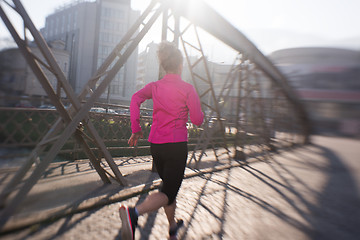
[128,131,143,147]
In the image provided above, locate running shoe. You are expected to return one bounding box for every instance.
[169,219,184,239]
[119,205,138,240]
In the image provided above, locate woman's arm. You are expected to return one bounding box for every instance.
[186,85,204,126]
[130,82,153,134]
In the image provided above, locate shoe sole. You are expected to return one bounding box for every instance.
[119,206,134,240]
[169,219,184,239]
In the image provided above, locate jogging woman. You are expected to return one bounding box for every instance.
[119,41,204,240]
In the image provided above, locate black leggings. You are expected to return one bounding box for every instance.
[150,142,188,205]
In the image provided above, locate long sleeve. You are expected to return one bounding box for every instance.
[130,83,153,133]
[186,85,204,126]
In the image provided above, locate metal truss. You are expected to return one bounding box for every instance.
[162,0,310,164]
[165,0,310,141]
[180,24,231,164]
[0,0,165,229]
[0,0,310,230]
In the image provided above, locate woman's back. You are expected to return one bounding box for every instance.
[149,74,203,143]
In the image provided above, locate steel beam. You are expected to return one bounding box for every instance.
[13,0,128,185]
[164,0,310,142]
[0,0,163,229]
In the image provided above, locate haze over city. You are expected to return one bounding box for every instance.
[1,0,359,55]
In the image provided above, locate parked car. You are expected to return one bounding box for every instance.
[15,102,35,108]
[141,110,153,116]
[208,117,226,129]
[107,108,118,114]
[38,104,55,109]
[116,109,130,115]
[90,107,106,113]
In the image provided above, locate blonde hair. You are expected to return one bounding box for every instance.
[157,41,183,73]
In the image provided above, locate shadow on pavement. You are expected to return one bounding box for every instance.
[22,172,159,240]
[306,144,360,239]
[274,143,360,239]
[2,140,359,239]
[174,143,359,239]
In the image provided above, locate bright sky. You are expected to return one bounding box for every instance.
[1,0,359,54]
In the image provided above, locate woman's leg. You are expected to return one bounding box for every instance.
[164,200,177,229]
[134,143,169,216]
[120,142,186,239]
[136,191,168,215]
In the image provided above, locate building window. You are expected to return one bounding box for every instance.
[102,8,111,18]
[61,15,65,33]
[110,84,120,94]
[102,32,110,42]
[104,21,112,30]
[115,9,124,19]
[73,10,77,28]
[67,13,71,31]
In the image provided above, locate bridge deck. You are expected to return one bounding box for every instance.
[0,135,359,239]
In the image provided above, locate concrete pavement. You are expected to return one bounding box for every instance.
[0,135,359,239]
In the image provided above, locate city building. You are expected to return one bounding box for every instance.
[269,47,360,137]
[136,42,159,91]
[41,0,139,104]
[0,48,27,97]
[26,41,70,97]
[0,40,70,106]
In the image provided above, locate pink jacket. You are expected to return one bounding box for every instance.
[130,74,204,144]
